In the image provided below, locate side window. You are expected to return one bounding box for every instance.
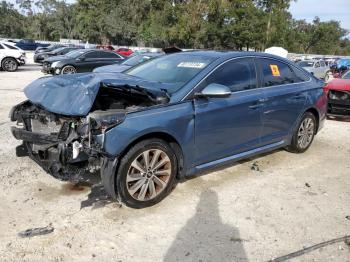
[320,61,326,67]
[85,51,100,59]
[314,62,320,68]
[259,59,299,87]
[0,44,4,49]
[200,58,257,93]
[4,44,18,50]
[99,52,122,59]
[291,66,311,82]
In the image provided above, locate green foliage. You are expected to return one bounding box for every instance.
[1,0,350,55]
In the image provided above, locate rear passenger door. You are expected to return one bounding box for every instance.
[257,58,309,146]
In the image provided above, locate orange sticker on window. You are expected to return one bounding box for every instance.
[270,65,280,77]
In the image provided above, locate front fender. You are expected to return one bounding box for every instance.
[102,102,195,168]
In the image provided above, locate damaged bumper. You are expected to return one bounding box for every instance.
[9,101,114,181]
[328,90,350,117]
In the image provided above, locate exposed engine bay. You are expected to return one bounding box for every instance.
[10,84,169,181]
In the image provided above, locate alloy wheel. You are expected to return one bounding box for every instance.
[126,149,172,201]
[3,59,17,71]
[297,117,315,149]
[61,66,76,74]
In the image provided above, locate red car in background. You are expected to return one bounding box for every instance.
[96,45,114,51]
[96,45,133,56]
[115,48,133,56]
[324,70,350,117]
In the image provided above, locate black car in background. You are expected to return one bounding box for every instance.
[42,49,125,75]
[34,47,81,63]
[35,44,67,54]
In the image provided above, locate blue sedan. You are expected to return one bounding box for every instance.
[10,51,327,208]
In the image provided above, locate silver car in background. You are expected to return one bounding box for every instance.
[297,60,329,79]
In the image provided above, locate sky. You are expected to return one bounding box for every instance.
[289,0,350,33]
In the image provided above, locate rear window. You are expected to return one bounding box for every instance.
[4,43,18,50]
[259,59,301,87]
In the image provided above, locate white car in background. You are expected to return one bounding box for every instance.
[297,60,329,79]
[0,41,26,72]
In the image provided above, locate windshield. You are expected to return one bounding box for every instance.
[125,53,215,93]
[66,49,86,58]
[52,47,66,54]
[342,70,350,79]
[298,61,314,67]
[123,54,158,66]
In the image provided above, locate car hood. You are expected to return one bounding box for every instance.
[44,55,69,63]
[325,79,350,92]
[24,72,170,116]
[93,64,130,73]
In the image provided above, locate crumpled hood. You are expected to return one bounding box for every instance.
[24,72,170,116]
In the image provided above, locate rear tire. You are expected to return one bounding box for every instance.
[2,58,18,72]
[286,112,317,153]
[115,138,178,208]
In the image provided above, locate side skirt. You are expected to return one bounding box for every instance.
[193,140,286,174]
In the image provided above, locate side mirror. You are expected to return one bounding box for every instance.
[195,83,231,98]
[77,56,85,62]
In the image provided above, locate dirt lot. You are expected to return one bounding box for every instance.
[0,58,349,262]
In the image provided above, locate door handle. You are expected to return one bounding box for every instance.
[249,102,263,109]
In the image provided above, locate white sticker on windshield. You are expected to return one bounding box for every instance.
[177,62,206,68]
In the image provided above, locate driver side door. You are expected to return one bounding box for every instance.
[193,58,264,166]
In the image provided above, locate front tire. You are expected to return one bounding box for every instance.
[2,58,18,72]
[115,138,178,208]
[286,112,317,153]
[61,65,76,74]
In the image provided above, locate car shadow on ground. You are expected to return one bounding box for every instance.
[66,171,114,210]
[75,148,283,210]
[164,189,248,262]
[327,116,350,122]
[17,64,41,72]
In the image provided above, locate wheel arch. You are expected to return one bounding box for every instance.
[1,56,18,65]
[118,131,185,179]
[304,107,320,133]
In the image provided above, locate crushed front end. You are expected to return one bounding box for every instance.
[327,90,350,117]
[10,101,125,182]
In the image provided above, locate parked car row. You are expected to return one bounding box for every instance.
[10,51,329,208]
[41,49,126,74]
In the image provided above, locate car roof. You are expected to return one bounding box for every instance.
[169,50,294,63]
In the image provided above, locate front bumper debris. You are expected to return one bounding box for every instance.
[10,101,101,181]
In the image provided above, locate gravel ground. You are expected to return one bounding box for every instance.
[0,58,350,262]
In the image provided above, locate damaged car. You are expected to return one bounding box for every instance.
[324,70,350,117]
[10,51,327,208]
